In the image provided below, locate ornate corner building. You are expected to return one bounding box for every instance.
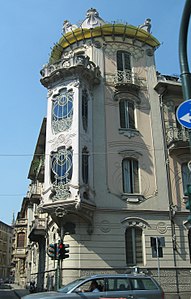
[12,9,191,297]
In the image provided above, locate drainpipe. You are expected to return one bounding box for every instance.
[158,89,180,295]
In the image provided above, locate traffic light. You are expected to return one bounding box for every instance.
[47,243,57,259]
[58,242,70,260]
[185,184,191,223]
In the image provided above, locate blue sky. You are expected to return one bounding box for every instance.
[0,0,188,225]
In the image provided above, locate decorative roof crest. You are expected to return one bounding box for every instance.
[81,8,106,29]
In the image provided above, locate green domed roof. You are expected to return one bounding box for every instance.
[49,9,160,64]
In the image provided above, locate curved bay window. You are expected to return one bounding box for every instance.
[51,147,73,185]
[82,89,88,131]
[119,100,135,129]
[52,90,73,133]
[82,147,89,184]
[125,227,143,265]
[122,158,139,193]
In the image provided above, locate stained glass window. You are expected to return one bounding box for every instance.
[51,148,73,185]
[52,90,73,133]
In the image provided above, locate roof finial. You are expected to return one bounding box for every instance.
[81,8,106,29]
[139,18,151,33]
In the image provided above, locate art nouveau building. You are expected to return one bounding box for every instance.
[12,9,191,297]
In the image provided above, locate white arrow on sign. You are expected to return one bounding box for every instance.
[180,112,191,123]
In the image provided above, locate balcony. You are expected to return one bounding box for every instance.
[13,247,27,258]
[15,218,27,227]
[166,126,190,150]
[112,70,144,91]
[28,182,43,204]
[28,216,46,242]
[40,55,101,88]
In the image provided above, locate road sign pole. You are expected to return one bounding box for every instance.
[156,237,160,282]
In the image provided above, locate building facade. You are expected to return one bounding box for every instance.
[12,9,191,298]
[0,221,13,280]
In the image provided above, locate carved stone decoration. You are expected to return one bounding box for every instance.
[99,220,111,233]
[156,222,167,234]
[121,217,150,229]
[118,128,140,138]
[105,43,144,61]
[49,133,75,152]
[81,8,106,29]
[50,183,71,202]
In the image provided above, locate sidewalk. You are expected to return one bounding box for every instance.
[12,283,30,298]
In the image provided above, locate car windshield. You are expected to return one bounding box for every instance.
[58,278,86,293]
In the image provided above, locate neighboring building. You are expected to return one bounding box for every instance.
[12,9,191,298]
[12,198,29,287]
[0,220,13,280]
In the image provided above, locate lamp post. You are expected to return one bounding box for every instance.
[179,0,191,263]
[179,0,191,101]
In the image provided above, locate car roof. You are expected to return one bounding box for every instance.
[81,273,151,279]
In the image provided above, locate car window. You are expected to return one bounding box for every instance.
[107,278,131,291]
[74,279,105,292]
[59,278,85,293]
[130,278,158,290]
[141,278,158,290]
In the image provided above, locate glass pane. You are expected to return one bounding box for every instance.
[117,51,123,71]
[182,163,191,195]
[126,227,143,265]
[123,159,131,193]
[133,160,139,193]
[120,100,126,128]
[128,102,135,129]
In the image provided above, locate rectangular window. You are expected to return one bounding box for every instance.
[182,163,191,195]
[120,100,135,129]
[123,159,139,193]
[117,51,131,71]
[126,227,143,265]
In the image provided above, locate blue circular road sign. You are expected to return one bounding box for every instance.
[176,99,191,129]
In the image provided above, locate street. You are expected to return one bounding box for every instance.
[0,289,19,299]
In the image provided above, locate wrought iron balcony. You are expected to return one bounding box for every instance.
[113,70,143,89]
[28,216,46,242]
[166,126,190,148]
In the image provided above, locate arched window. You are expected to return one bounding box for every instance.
[82,147,89,184]
[119,100,135,129]
[51,147,73,185]
[82,89,88,131]
[122,158,139,193]
[182,163,191,195]
[17,232,25,248]
[125,227,143,265]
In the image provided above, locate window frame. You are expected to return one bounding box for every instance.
[125,226,143,266]
[122,158,139,194]
[181,162,191,195]
[119,99,135,130]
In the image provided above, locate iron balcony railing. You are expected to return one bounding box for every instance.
[114,70,142,86]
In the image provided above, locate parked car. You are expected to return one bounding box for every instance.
[22,273,164,299]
